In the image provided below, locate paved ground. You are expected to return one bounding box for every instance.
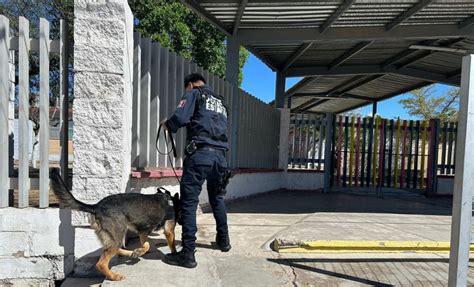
[62,190,474,286]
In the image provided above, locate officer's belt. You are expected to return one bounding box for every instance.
[197,146,226,156]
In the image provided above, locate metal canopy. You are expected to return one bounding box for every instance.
[181,0,474,113]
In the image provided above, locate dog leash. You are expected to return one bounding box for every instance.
[156,123,181,184]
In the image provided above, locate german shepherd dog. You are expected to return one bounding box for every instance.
[50,168,180,281]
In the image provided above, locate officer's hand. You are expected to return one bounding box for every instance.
[160,119,168,130]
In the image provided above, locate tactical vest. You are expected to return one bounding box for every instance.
[187,86,229,150]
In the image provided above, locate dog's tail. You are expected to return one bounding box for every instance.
[50,168,96,214]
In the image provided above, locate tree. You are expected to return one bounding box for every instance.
[399,85,459,121]
[128,0,249,86]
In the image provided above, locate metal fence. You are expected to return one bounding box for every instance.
[236,90,280,169]
[131,33,281,170]
[288,113,328,170]
[290,113,458,193]
[0,15,70,208]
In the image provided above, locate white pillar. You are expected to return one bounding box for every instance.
[448,54,474,287]
[226,36,240,168]
[73,0,134,226]
[278,108,290,171]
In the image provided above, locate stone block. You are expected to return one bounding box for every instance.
[0,208,60,233]
[74,44,124,74]
[0,232,29,257]
[73,150,123,177]
[74,72,125,101]
[73,176,123,202]
[74,18,125,48]
[73,98,124,128]
[0,257,64,279]
[75,0,126,21]
[73,125,122,151]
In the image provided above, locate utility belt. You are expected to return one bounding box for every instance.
[185,140,226,157]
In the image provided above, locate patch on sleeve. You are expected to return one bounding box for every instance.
[178,99,186,108]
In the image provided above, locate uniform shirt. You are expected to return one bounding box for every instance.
[165,85,229,150]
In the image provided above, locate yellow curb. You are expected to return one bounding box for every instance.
[273,240,474,253]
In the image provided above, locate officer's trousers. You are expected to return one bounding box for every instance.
[180,148,229,253]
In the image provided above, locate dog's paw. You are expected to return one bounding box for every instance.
[108,273,126,281]
[131,249,141,258]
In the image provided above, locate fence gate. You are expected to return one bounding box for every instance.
[331,116,457,194]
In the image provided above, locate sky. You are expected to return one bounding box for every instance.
[241,54,454,120]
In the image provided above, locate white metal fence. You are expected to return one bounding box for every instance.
[131,33,281,170]
[0,15,70,208]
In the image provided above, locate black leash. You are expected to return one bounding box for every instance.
[156,123,181,184]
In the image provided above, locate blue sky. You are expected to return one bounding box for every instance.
[241,54,454,120]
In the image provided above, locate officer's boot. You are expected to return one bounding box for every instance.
[164,250,197,268]
[216,234,231,252]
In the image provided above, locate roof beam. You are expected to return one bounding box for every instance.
[291,75,379,112]
[293,98,322,112]
[236,24,472,44]
[232,0,248,35]
[181,0,231,35]
[281,43,314,71]
[244,45,280,72]
[299,75,383,111]
[295,92,376,102]
[320,0,356,33]
[396,38,466,68]
[328,41,373,70]
[391,67,458,86]
[286,77,319,97]
[381,39,438,68]
[459,16,474,29]
[335,81,431,114]
[386,0,434,31]
[283,65,459,86]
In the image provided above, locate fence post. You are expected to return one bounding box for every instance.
[427,119,440,195]
[0,15,9,207]
[324,113,334,193]
[18,17,30,208]
[39,18,50,208]
[60,19,70,183]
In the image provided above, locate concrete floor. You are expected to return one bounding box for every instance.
[62,190,474,286]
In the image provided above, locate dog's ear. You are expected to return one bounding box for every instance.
[173,193,179,200]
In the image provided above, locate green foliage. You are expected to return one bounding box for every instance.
[129,0,249,86]
[399,85,459,121]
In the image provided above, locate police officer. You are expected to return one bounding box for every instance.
[162,73,231,269]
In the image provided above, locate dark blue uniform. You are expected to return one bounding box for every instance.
[166,84,229,253]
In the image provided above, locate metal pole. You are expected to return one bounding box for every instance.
[372,101,378,116]
[275,72,286,108]
[226,36,240,168]
[448,54,474,287]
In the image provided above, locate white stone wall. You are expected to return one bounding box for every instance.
[73,0,134,226]
[0,208,74,284]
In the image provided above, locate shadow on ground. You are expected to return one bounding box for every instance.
[221,190,453,215]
